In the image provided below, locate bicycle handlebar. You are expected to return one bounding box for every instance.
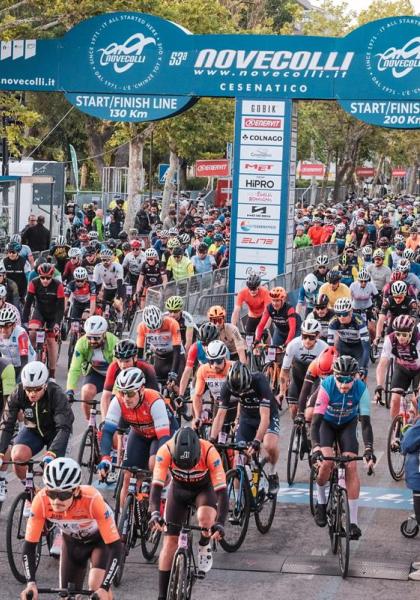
[71,399,100,406]
[26,589,98,598]
[321,455,375,476]
[165,521,211,533]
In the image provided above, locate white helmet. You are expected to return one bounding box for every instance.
[397,258,410,273]
[391,280,407,296]
[43,457,81,491]
[334,297,352,314]
[143,305,163,330]
[145,248,159,259]
[21,361,49,388]
[403,248,415,261]
[55,235,66,246]
[303,273,319,294]
[0,285,7,299]
[316,255,329,266]
[336,223,346,235]
[68,247,82,259]
[84,315,108,336]
[395,234,405,244]
[356,219,365,226]
[115,367,145,392]
[362,246,372,257]
[73,267,88,281]
[99,248,113,259]
[358,268,370,282]
[373,249,385,259]
[88,231,99,240]
[206,340,228,361]
[0,306,17,325]
[301,318,322,335]
[10,234,22,244]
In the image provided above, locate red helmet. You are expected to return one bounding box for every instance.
[318,347,337,377]
[130,240,142,250]
[390,270,404,282]
[37,263,55,278]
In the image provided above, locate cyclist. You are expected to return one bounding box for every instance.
[0,306,34,379]
[93,247,125,322]
[0,362,73,509]
[375,280,417,340]
[21,457,122,600]
[296,346,337,425]
[164,296,195,355]
[62,247,83,284]
[49,235,70,275]
[328,297,370,376]
[375,315,420,420]
[207,305,246,363]
[231,273,271,336]
[210,361,280,495]
[149,428,227,598]
[313,255,330,284]
[0,263,20,309]
[178,321,219,399]
[254,287,299,350]
[136,247,167,304]
[122,239,145,288]
[0,284,21,325]
[23,262,65,381]
[296,273,320,318]
[318,270,351,309]
[64,266,96,322]
[66,316,118,421]
[279,319,328,419]
[82,244,100,281]
[361,245,373,265]
[350,268,379,340]
[137,305,182,384]
[366,249,391,304]
[306,294,334,342]
[2,241,30,303]
[10,233,34,268]
[311,355,375,539]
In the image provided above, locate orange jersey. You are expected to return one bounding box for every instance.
[25,485,119,544]
[119,388,171,439]
[235,286,271,318]
[136,316,181,354]
[195,360,232,401]
[153,438,226,491]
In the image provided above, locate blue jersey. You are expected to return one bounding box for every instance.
[314,375,370,426]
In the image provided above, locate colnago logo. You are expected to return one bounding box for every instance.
[98,33,157,74]
[244,118,282,128]
[376,37,420,79]
[242,133,283,142]
[194,49,354,79]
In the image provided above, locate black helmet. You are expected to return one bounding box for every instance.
[118,231,128,240]
[85,244,97,256]
[227,361,252,394]
[333,355,358,376]
[246,273,261,290]
[198,321,218,344]
[315,294,329,308]
[172,246,183,257]
[107,239,117,250]
[122,241,131,251]
[172,427,201,470]
[114,339,137,360]
[327,270,341,283]
[197,242,208,253]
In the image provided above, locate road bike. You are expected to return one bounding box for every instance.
[67,317,86,368]
[76,399,101,484]
[25,584,99,599]
[286,418,311,485]
[386,390,415,481]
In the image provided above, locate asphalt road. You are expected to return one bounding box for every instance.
[1,343,419,599]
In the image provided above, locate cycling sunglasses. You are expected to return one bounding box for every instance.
[395,331,411,338]
[302,334,317,340]
[46,489,74,501]
[40,276,52,281]
[209,317,224,324]
[86,335,102,341]
[118,389,138,397]
[24,385,45,393]
[336,311,350,317]
[208,358,225,365]
[335,375,353,384]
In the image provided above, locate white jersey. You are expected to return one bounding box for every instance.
[122,251,145,276]
[282,337,328,370]
[93,262,123,290]
[0,325,35,367]
[350,281,378,310]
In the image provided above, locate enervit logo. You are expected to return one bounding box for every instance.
[243,118,282,128]
[376,37,420,78]
[98,33,157,74]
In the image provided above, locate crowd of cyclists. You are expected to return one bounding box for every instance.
[0,190,419,598]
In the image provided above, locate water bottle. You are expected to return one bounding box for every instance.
[251,467,259,497]
[218,431,227,444]
[141,480,150,495]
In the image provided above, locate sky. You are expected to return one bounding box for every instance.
[311,0,420,13]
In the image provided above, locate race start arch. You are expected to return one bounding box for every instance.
[1,11,419,290]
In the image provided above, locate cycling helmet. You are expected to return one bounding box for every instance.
[172,247,183,257]
[6,242,22,253]
[269,287,287,301]
[145,248,159,259]
[68,247,82,259]
[361,246,372,257]
[122,242,131,252]
[206,340,228,360]
[333,355,358,376]
[165,296,184,312]
[403,249,415,261]
[316,255,329,266]
[37,263,55,277]
[195,227,206,237]
[84,245,97,256]
[396,241,406,252]
[358,268,370,282]
[0,285,6,299]
[207,305,226,319]
[197,242,208,253]
[373,249,385,259]
[378,236,389,247]
[301,318,321,335]
[160,230,170,238]
[246,272,261,290]
[130,240,142,250]
[213,233,223,242]
[179,233,190,245]
[143,305,163,330]
[318,347,337,376]
[169,227,179,236]
[198,321,219,344]
[55,235,66,246]
[115,367,145,392]
[73,267,88,281]
[84,315,108,336]
[21,361,49,388]
[356,219,365,227]
[118,231,129,241]
[106,239,117,250]
[393,314,415,332]
[315,293,329,308]
[391,270,405,282]
[0,306,17,325]
[397,258,410,273]
[395,234,405,244]
[327,270,341,283]
[10,234,22,244]
[114,339,137,360]
[334,297,352,314]
[78,228,88,240]
[43,457,81,491]
[336,223,346,235]
[303,273,319,294]
[167,238,181,250]
[172,427,201,470]
[99,248,114,260]
[227,361,252,394]
[391,280,408,296]
[0,264,6,274]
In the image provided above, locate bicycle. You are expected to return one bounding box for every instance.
[122,283,138,332]
[114,466,162,587]
[75,399,101,485]
[166,507,209,600]
[25,584,99,599]
[67,317,86,368]
[6,460,55,583]
[286,418,311,485]
[32,325,62,366]
[386,390,415,481]
[217,442,276,553]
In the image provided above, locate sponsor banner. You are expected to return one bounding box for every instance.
[195,159,230,177]
[239,160,282,176]
[237,218,280,234]
[235,263,279,281]
[356,167,375,177]
[392,168,407,177]
[215,177,232,206]
[339,99,420,129]
[238,174,282,190]
[241,116,283,130]
[240,131,284,146]
[236,233,279,249]
[299,163,325,177]
[240,144,283,161]
[237,203,281,220]
[241,100,285,116]
[237,188,281,205]
[236,248,279,264]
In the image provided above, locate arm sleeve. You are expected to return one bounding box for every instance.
[0,392,21,454]
[150,398,171,442]
[1,363,16,397]
[186,343,198,368]
[360,415,373,449]
[49,390,74,456]
[22,283,35,323]
[297,374,316,414]
[66,338,84,391]
[285,308,298,345]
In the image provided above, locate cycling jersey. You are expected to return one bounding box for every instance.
[23,278,65,325]
[318,282,351,309]
[350,281,378,310]
[297,286,319,311]
[218,323,246,355]
[0,325,35,367]
[306,309,334,341]
[163,311,195,348]
[255,302,298,344]
[137,316,182,356]
[2,256,30,300]
[380,294,417,317]
[82,256,100,281]
[104,359,158,392]
[122,251,145,276]
[67,333,119,390]
[93,261,124,290]
[185,340,208,368]
[235,286,271,318]
[65,280,96,305]
[366,263,391,291]
[195,360,232,403]
[219,372,277,419]
[314,375,370,426]
[118,388,171,439]
[282,337,328,370]
[327,314,369,345]
[139,260,165,288]
[381,330,420,371]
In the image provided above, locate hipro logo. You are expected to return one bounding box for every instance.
[375,37,420,79]
[98,33,157,74]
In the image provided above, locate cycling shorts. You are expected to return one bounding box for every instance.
[235,412,280,444]
[164,479,217,536]
[69,301,90,321]
[319,417,358,454]
[391,363,420,394]
[83,371,106,393]
[124,416,178,469]
[60,533,109,590]
[245,315,261,336]
[29,309,57,334]
[286,361,307,405]
[14,427,54,455]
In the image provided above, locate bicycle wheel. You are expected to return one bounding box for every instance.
[309,464,317,517]
[387,414,406,481]
[254,468,276,534]
[113,468,125,525]
[7,492,42,583]
[114,495,135,587]
[337,488,351,578]
[286,424,301,485]
[328,487,339,555]
[167,548,189,600]
[384,360,394,409]
[77,428,98,485]
[220,468,251,553]
[139,497,161,561]
[67,332,77,369]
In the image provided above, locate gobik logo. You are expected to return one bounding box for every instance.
[89,14,163,91]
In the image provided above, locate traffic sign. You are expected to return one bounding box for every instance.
[158,163,177,184]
